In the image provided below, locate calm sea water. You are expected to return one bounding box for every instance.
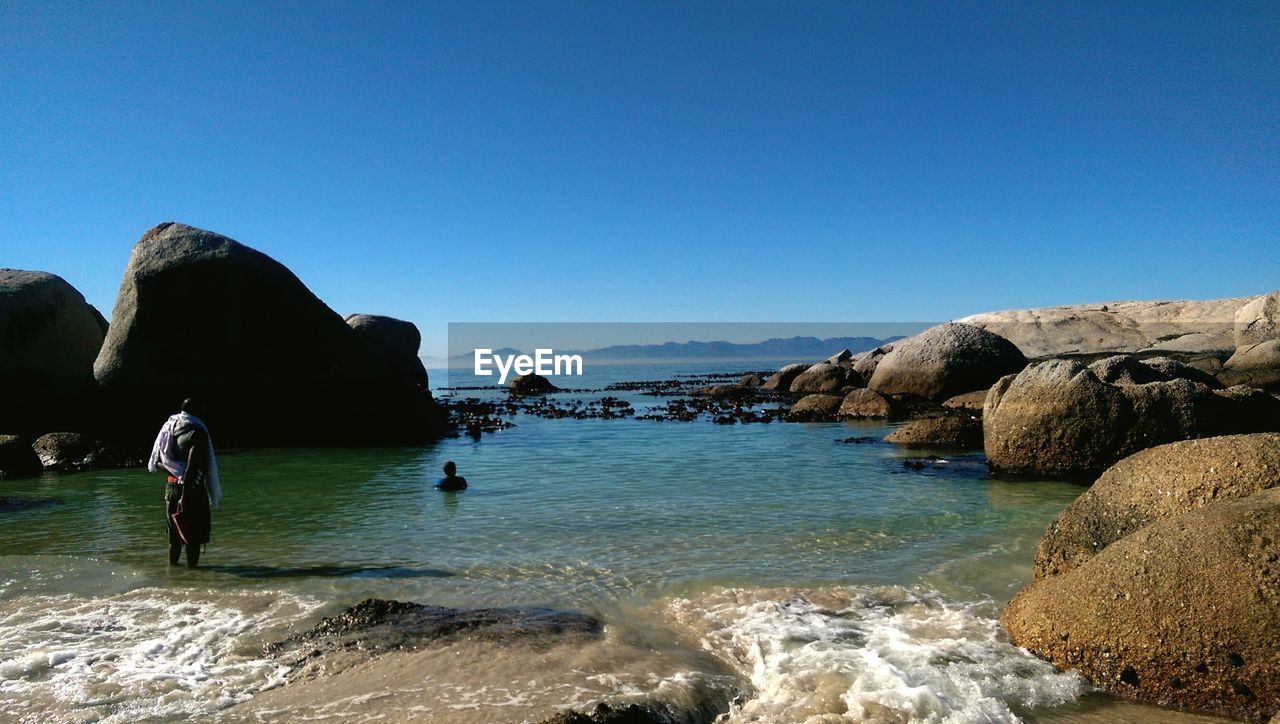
[0,364,1231,722]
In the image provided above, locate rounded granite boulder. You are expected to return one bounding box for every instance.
[1003,489,1280,721]
[788,393,843,421]
[1033,433,1280,579]
[761,363,808,392]
[789,362,861,394]
[983,359,1280,477]
[883,414,983,448]
[868,323,1026,401]
[838,388,900,419]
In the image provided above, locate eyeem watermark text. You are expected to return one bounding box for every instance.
[474,349,584,384]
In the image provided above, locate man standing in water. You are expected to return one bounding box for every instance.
[149,398,222,568]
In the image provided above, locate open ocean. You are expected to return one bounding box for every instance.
[0,363,1231,722]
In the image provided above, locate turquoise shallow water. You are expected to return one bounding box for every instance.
[0,363,1231,722]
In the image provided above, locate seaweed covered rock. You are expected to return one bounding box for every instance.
[93,223,446,446]
[265,598,602,681]
[1003,489,1280,721]
[869,323,1025,400]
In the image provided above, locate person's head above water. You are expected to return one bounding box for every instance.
[443,461,457,476]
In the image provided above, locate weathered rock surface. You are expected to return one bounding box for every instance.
[509,373,559,396]
[826,348,853,365]
[789,362,861,394]
[0,270,108,434]
[0,435,42,479]
[92,223,446,445]
[851,345,893,380]
[265,598,602,682]
[868,323,1026,400]
[31,432,137,472]
[839,388,901,419]
[959,295,1258,357]
[1087,354,1220,388]
[345,314,429,389]
[788,394,843,421]
[1220,340,1280,390]
[1003,489,1280,720]
[984,359,1280,476]
[761,363,807,392]
[884,414,983,448]
[1034,433,1280,579]
[1235,291,1280,347]
[941,389,988,412]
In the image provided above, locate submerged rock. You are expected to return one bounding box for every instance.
[265,598,602,680]
[540,701,722,724]
[868,323,1026,401]
[1034,433,1280,579]
[984,359,1280,477]
[1003,489,1280,721]
[0,435,41,479]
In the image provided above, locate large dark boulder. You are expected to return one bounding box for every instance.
[345,314,429,389]
[0,435,42,479]
[1034,434,1280,579]
[0,270,107,434]
[509,373,559,396]
[984,359,1280,477]
[93,223,446,446]
[788,362,861,394]
[1003,489,1280,721]
[869,323,1026,400]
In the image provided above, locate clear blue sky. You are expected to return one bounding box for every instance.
[3,1,1277,356]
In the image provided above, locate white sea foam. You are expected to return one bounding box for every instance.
[0,587,316,723]
[668,586,1086,724]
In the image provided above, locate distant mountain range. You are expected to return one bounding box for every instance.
[438,336,900,367]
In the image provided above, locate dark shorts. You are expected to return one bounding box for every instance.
[166,481,211,546]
